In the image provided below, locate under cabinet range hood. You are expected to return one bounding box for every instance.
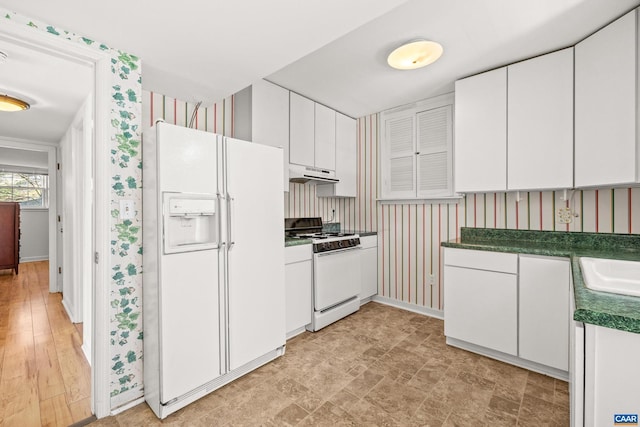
[289,164,339,184]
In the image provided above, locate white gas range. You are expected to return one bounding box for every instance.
[285,217,362,331]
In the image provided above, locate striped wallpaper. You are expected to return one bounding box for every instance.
[142,92,640,315]
[143,91,235,136]
[353,113,640,315]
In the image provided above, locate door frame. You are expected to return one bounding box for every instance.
[0,23,113,418]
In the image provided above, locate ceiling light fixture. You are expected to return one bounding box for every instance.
[387,40,443,70]
[0,94,30,112]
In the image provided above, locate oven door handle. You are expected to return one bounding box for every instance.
[315,246,362,257]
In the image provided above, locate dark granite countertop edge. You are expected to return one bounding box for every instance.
[441,238,640,334]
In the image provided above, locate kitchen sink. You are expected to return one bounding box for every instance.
[580,257,640,297]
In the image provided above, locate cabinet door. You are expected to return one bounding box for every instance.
[360,236,377,299]
[285,260,312,335]
[454,68,507,193]
[585,325,640,427]
[317,113,357,197]
[519,255,570,371]
[508,48,574,191]
[252,80,290,189]
[575,10,638,187]
[314,103,336,170]
[289,92,315,167]
[444,265,517,355]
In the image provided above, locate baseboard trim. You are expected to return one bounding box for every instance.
[61,299,78,323]
[68,415,97,427]
[19,256,49,263]
[110,396,145,415]
[446,337,569,381]
[371,295,444,320]
[286,326,307,340]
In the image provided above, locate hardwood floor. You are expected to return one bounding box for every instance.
[0,261,92,426]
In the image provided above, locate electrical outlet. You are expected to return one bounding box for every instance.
[557,207,573,224]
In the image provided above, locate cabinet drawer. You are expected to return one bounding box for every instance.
[285,244,312,264]
[444,247,517,274]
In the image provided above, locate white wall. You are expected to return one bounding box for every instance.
[20,209,49,262]
[0,146,48,170]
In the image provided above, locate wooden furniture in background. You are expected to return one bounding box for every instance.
[0,201,20,274]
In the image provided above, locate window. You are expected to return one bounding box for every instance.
[0,171,49,208]
[380,94,454,200]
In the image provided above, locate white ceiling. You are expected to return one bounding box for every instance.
[0,0,639,141]
[0,37,92,144]
[269,0,640,117]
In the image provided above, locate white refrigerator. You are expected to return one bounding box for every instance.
[143,122,285,419]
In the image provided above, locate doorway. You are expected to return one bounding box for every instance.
[0,18,117,419]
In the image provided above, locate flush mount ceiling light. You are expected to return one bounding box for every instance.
[0,94,30,112]
[387,40,443,70]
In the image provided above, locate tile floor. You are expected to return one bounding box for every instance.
[90,302,569,426]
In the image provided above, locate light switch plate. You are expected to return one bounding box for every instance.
[120,199,135,220]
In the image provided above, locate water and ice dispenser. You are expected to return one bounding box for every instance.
[163,193,217,254]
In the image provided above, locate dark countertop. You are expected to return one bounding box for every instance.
[285,237,312,247]
[442,228,640,334]
[345,230,378,237]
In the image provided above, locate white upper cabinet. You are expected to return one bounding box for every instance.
[289,92,339,173]
[233,80,290,191]
[575,9,640,187]
[289,92,315,167]
[507,48,574,191]
[455,48,574,193]
[317,112,357,198]
[252,80,290,189]
[314,103,336,171]
[454,68,507,193]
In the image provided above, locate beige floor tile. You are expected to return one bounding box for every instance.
[364,377,428,421]
[88,302,568,427]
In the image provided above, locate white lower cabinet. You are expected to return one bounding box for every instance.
[284,245,312,338]
[444,247,571,375]
[519,255,570,371]
[444,248,518,355]
[584,324,640,427]
[359,235,377,300]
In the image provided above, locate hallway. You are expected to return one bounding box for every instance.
[0,261,91,426]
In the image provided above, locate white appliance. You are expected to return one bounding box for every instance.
[285,217,361,331]
[289,163,339,184]
[143,121,286,419]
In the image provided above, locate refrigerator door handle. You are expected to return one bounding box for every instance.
[226,193,235,249]
[216,193,223,248]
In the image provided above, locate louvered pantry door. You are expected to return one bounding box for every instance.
[416,105,453,198]
[384,115,415,198]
